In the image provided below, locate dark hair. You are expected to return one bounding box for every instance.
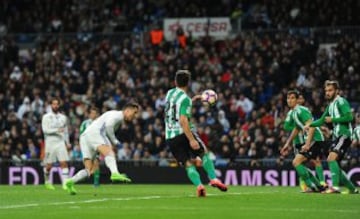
[324,80,340,90]
[89,107,99,113]
[50,97,60,104]
[175,70,191,87]
[123,102,140,110]
[287,90,300,98]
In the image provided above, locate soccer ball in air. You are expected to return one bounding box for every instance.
[201,89,218,106]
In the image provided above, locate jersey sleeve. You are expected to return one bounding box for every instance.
[338,98,352,114]
[297,108,312,123]
[352,128,358,141]
[352,128,360,141]
[179,97,192,118]
[284,112,294,131]
[63,116,70,145]
[332,98,353,123]
[105,116,120,146]
[311,106,329,127]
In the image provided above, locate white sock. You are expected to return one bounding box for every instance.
[72,169,90,183]
[43,168,50,183]
[105,155,119,174]
[61,168,69,185]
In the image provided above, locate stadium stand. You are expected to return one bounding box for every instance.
[0,1,359,168]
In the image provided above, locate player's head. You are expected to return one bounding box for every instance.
[175,70,191,88]
[123,102,140,121]
[89,107,99,120]
[297,93,305,105]
[324,80,340,101]
[50,97,60,113]
[287,90,300,109]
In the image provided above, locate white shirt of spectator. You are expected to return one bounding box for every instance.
[31,96,44,115]
[236,95,254,113]
[10,66,22,81]
[17,97,31,119]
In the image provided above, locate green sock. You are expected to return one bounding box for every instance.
[328,161,340,188]
[340,170,356,191]
[295,164,313,188]
[202,153,216,180]
[186,165,202,186]
[315,165,325,184]
[93,169,100,186]
[307,168,321,187]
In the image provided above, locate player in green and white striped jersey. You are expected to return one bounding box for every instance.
[283,93,327,192]
[305,80,358,194]
[80,107,99,187]
[284,109,305,153]
[352,116,360,144]
[165,70,227,197]
[281,90,327,192]
[80,108,98,134]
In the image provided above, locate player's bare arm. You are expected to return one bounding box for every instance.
[280,128,299,156]
[191,94,202,102]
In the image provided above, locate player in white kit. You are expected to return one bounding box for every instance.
[42,98,71,190]
[65,102,140,195]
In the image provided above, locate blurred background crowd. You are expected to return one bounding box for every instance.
[0,0,359,167]
[1,0,359,34]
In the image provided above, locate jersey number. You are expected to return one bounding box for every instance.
[165,102,178,125]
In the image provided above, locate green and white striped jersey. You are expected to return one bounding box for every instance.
[80,119,93,135]
[290,105,325,142]
[311,95,353,139]
[284,109,305,145]
[327,96,353,138]
[352,125,360,141]
[165,87,193,139]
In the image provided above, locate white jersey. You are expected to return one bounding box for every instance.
[42,111,70,147]
[83,110,124,146]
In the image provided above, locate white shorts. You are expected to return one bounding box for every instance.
[44,143,69,164]
[80,129,111,159]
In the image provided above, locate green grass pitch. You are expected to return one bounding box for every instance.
[0,185,359,219]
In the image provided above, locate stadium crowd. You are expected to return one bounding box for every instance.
[0,1,359,168]
[1,0,359,34]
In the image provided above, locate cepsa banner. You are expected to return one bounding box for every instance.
[163,17,232,40]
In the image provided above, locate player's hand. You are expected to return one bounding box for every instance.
[66,144,72,150]
[325,116,332,123]
[58,128,65,133]
[280,145,289,156]
[191,95,202,102]
[301,144,310,152]
[190,139,200,150]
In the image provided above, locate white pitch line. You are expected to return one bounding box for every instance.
[0,192,270,209]
[0,191,359,214]
[0,203,39,209]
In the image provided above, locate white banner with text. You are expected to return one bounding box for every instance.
[163,17,232,40]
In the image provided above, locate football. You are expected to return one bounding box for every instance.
[201,89,218,106]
